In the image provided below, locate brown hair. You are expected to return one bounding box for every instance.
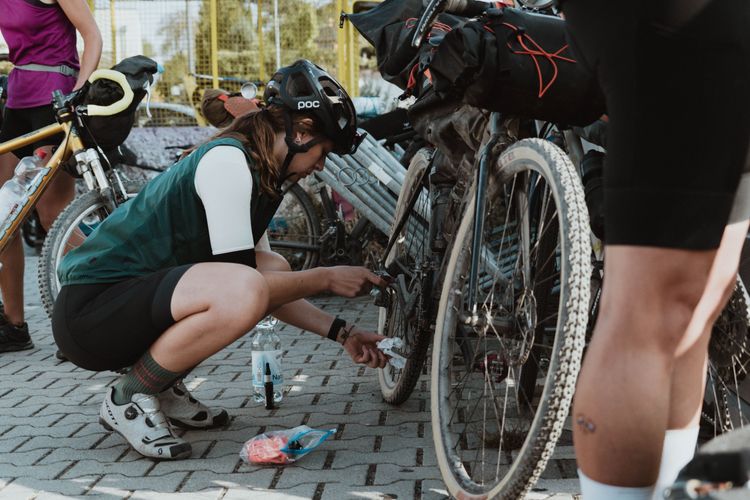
[190,105,323,197]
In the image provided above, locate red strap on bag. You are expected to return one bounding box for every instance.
[484,20,577,98]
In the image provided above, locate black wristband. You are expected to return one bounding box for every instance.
[327,317,346,342]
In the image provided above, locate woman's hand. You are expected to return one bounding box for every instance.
[326,266,388,298]
[341,328,389,369]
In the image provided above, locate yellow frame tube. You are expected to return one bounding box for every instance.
[0,123,65,156]
[0,123,83,254]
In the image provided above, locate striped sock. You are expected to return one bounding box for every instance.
[112,352,180,405]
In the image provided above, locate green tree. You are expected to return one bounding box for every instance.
[194,0,257,80]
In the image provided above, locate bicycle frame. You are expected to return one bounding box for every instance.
[0,120,82,255]
[0,68,135,258]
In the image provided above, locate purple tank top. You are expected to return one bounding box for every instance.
[0,0,80,108]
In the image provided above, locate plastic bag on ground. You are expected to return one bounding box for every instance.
[240,425,335,465]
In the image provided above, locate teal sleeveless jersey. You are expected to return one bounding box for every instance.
[59,138,280,285]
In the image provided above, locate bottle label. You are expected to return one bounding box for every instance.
[252,350,283,388]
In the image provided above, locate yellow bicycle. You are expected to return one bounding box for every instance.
[0,69,146,316]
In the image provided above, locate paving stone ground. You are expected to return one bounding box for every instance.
[0,257,580,499]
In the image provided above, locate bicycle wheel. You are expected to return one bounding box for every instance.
[704,277,750,436]
[378,147,434,404]
[268,183,320,271]
[431,138,590,498]
[38,182,144,318]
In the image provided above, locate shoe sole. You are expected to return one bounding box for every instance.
[99,417,192,460]
[0,341,34,353]
[168,409,230,430]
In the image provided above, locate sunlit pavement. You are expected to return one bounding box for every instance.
[0,256,579,499]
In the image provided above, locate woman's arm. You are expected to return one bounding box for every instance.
[58,0,103,89]
[256,250,388,368]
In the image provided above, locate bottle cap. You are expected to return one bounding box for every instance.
[33,148,48,161]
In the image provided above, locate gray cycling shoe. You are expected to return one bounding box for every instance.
[159,381,229,430]
[99,387,192,460]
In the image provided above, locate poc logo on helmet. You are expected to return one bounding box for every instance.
[297,100,321,110]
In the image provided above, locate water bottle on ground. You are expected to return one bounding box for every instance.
[251,316,283,404]
[0,148,50,231]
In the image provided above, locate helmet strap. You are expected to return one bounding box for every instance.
[275,108,324,192]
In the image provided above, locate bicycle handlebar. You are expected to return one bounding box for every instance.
[411,0,490,48]
[85,69,133,117]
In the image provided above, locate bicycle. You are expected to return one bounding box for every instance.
[352,0,746,497]
[0,67,149,275]
[348,3,593,497]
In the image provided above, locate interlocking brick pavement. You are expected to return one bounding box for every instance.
[0,257,580,499]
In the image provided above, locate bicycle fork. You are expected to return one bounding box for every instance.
[464,112,513,328]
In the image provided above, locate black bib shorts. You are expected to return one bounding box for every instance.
[0,105,65,159]
[52,265,193,372]
[564,0,750,249]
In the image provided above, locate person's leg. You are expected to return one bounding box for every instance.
[573,246,716,490]
[0,150,32,352]
[147,262,269,372]
[34,146,75,231]
[651,220,750,497]
[83,263,269,459]
[0,152,25,326]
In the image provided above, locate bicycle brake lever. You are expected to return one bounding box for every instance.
[412,0,448,48]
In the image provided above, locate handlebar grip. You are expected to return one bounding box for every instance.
[85,69,134,117]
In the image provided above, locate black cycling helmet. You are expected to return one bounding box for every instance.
[264,59,364,156]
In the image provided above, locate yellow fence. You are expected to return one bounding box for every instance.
[87,0,360,123]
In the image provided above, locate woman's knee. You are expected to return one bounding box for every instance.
[256,250,292,272]
[174,263,269,329]
[209,267,270,327]
[598,248,716,353]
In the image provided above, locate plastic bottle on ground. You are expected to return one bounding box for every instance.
[251,316,284,404]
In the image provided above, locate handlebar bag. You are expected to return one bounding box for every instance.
[81,55,158,151]
[428,7,605,126]
[346,0,464,97]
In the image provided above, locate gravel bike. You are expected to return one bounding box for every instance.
[0,68,148,321]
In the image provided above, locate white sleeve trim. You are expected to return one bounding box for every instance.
[256,231,271,252]
[194,145,255,255]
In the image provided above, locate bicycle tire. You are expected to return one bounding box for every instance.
[704,277,750,436]
[268,183,320,271]
[377,147,434,405]
[38,181,145,318]
[431,138,590,499]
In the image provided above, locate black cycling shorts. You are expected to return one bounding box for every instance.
[564,0,750,249]
[52,265,193,372]
[0,105,64,159]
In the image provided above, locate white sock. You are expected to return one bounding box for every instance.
[652,427,699,500]
[578,469,653,500]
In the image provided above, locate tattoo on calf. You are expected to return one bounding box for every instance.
[576,413,597,434]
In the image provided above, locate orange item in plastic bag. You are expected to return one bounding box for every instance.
[244,434,290,464]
